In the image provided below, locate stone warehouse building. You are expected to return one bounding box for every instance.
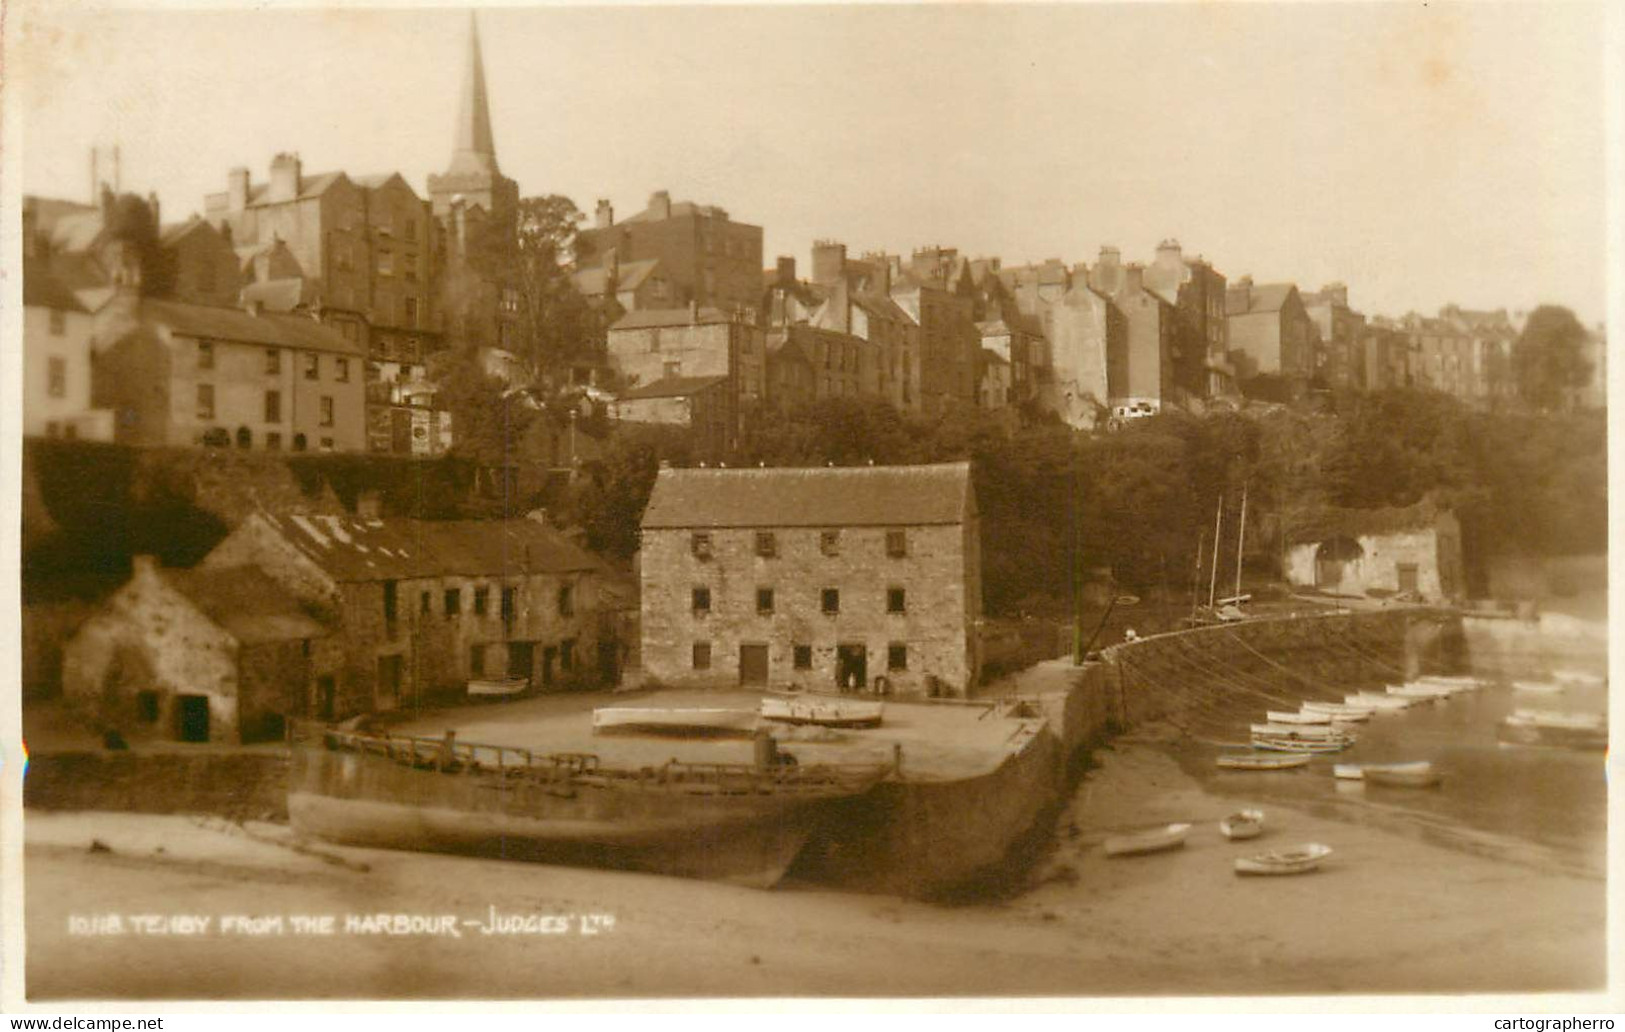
[200,512,612,716]
[639,462,982,696]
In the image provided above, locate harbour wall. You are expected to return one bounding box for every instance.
[24,749,290,820]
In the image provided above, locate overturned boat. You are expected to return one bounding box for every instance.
[760,696,884,729]
[288,727,893,888]
[592,707,761,737]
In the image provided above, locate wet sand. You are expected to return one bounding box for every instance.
[23,733,1605,1002]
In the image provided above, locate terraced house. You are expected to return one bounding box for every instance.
[639,462,982,697]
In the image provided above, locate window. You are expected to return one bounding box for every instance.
[561,639,576,671]
[691,532,713,558]
[820,530,841,556]
[266,432,282,451]
[265,349,281,375]
[886,530,908,558]
[755,532,777,558]
[336,358,350,382]
[383,580,398,624]
[444,588,461,616]
[888,644,908,671]
[692,587,711,614]
[887,587,906,614]
[420,590,432,615]
[320,396,335,427]
[45,356,67,398]
[663,360,682,378]
[198,342,214,370]
[793,645,813,670]
[196,384,215,420]
[756,588,774,614]
[470,644,487,677]
[49,309,66,335]
[304,354,319,380]
[236,427,253,449]
[292,433,307,452]
[821,588,840,614]
[557,584,574,617]
[692,642,712,670]
[501,586,517,621]
[264,390,282,423]
[473,586,489,616]
[404,297,418,327]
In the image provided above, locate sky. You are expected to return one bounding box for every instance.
[16,1,1613,325]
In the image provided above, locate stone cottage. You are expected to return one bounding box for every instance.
[62,557,333,744]
[639,462,982,696]
[200,512,612,717]
[1285,499,1465,602]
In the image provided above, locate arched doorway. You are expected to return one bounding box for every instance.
[1314,537,1364,591]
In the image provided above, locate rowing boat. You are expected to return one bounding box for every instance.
[759,696,884,729]
[467,676,529,699]
[1249,723,1357,741]
[1552,669,1605,688]
[1235,843,1332,876]
[1348,692,1413,711]
[1303,701,1374,721]
[1508,709,1604,731]
[1104,823,1191,858]
[1220,810,1265,840]
[1250,736,1348,754]
[1215,752,1312,771]
[1266,710,1331,725]
[592,707,761,737]
[1512,679,1567,697]
[1386,683,1451,700]
[1333,761,1434,781]
[1363,766,1443,788]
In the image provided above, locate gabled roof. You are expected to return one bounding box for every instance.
[160,219,215,247]
[164,565,329,644]
[48,211,107,253]
[23,261,93,313]
[642,462,974,530]
[1226,283,1297,317]
[142,299,362,357]
[610,306,733,331]
[617,374,728,402]
[573,257,663,297]
[851,291,910,323]
[206,172,348,211]
[250,512,601,583]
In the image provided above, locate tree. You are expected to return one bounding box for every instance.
[1512,305,1593,411]
[512,195,603,372]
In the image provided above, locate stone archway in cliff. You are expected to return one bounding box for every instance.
[1314,537,1364,590]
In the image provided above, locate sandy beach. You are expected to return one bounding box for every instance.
[21,729,1606,1003]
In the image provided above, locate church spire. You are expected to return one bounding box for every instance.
[450,12,498,174]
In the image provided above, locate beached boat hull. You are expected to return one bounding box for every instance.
[1104,823,1190,857]
[1235,843,1332,876]
[466,677,529,699]
[1511,680,1566,696]
[1220,811,1265,840]
[592,707,761,737]
[1350,693,1413,711]
[760,697,884,729]
[1335,761,1435,782]
[1498,719,1607,751]
[1266,710,1331,725]
[1250,723,1356,742]
[288,732,888,888]
[1250,737,1347,754]
[1362,768,1442,788]
[1216,753,1312,770]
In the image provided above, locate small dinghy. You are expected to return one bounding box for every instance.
[760,696,884,729]
[1416,674,1484,689]
[1552,669,1605,689]
[1104,823,1191,858]
[1267,710,1331,725]
[592,707,761,737]
[1364,766,1443,788]
[1512,679,1566,696]
[1387,683,1451,700]
[1333,761,1434,781]
[1303,701,1374,721]
[1350,692,1413,711]
[1508,708,1604,731]
[1220,810,1265,840]
[467,676,529,699]
[1249,723,1356,742]
[1235,843,1332,876]
[1250,736,1347,754]
[1216,752,1312,771]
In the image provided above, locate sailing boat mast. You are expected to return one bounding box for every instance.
[1191,531,1206,614]
[1207,495,1223,609]
[1234,482,1248,599]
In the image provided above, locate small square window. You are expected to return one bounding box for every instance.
[474,587,489,615]
[756,588,774,614]
[887,587,906,614]
[692,642,712,670]
[888,644,908,671]
[691,532,713,558]
[793,645,813,670]
[319,437,334,451]
[755,531,777,558]
[886,530,908,558]
[265,349,281,375]
[821,588,840,614]
[444,588,461,616]
[820,530,841,556]
[692,587,711,614]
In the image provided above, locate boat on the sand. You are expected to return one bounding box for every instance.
[1249,723,1356,741]
[1349,692,1414,711]
[1266,710,1331,725]
[466,676,529,699]
[759,696,883,729]
[1511,679,1566,696]
[1552,669,1605,688]
[592,707,761,737]
[1303,701,1374,721]
[1363,766,1443,788]
[1333,761,1434,781]
[1234,843,1332,876]
[1215,752,1312,771]
[1416,674,1485,690]
[1386,683,1451,700]
[1497,718,1606,751]
[1509,708,1604,731]
[1219,810,1265,840]
[1249,736,1348,754]
[1104,823,1191,858]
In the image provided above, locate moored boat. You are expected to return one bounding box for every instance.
[760,696,884,729]
[1333,761,1434,781]
[1349,692,1413,711]
[1249,723,1357,741]
[1512,679,1566,696]
[1363,766,1443,788]
[1387,683,1450,700]
[593,707,761,737]
[1219,810,1265,840]
[1304,701,1374,721]
[1104,822,1191,858]
[1250,736,1348,754]
[1215,752,1312,771]
[287,727,893,888]
[1234,843,1332,876]
[1552,669,1605,688]
[467,676,529,699]
[1509,708,1604,731]
[1266,710,1331,725]
[1497,718,1607,751]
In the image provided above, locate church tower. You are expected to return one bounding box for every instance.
[428,13,519,224]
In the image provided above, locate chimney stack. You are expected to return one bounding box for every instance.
[595,198,614,229]
[228,167,250,212]
[776,255,796,286]
[269,153,302,203]
[811,240,847,286]
[649,189,672,221]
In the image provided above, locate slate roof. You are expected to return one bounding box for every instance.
[160,219,213,247]
[573,257,663,297]
[642,461,973,529]
[23,262,92,313]
[254,512,602,583]
[616,375,728,401]
[241,277,319,313]
[610,306,734,331]
[144,299,363,357]
[1226,283,1297,317]
[165,565,329,644]
[48,211,107,253]
[203,172,348,213]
